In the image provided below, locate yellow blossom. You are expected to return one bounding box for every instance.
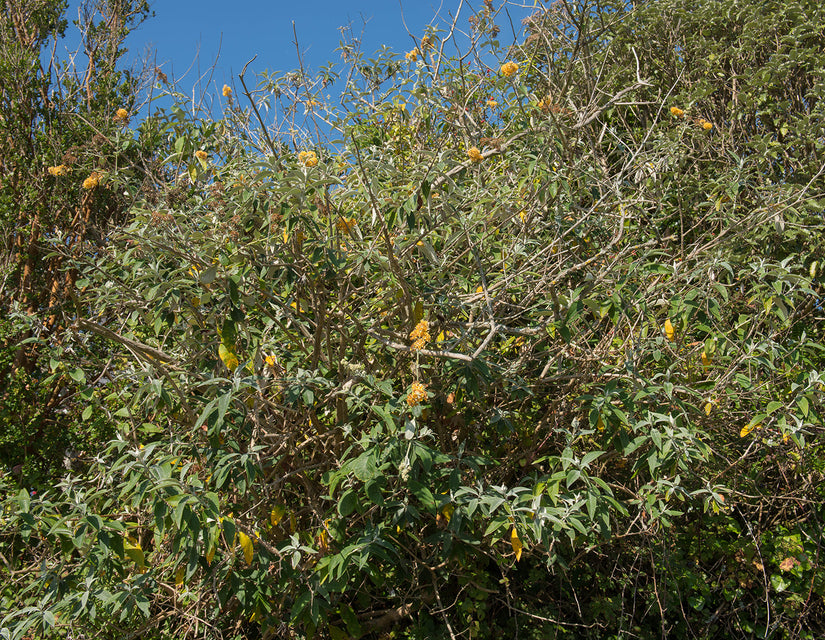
[195,150,208,161]
[298,150,318,167]
[420,35,434,49]
[467,146,483,163]
[698,118,713,130]
[405,48,420,62]
[409,319,431,351]
[336,217,357,234]
[47,165,68,177]
[500,61,519,77]
[486,99,498,108]
[114,108,129,122]
[265,354,277,368]
[406,381,427,407]
[82,172,100,190]
[670,106,685,118]
[222,84,232,97]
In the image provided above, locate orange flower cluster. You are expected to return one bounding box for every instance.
[406,381,427,407]
[82,172,100,190]
[500,61,519,77]
[409,319,430,351]
[298,150,318,167]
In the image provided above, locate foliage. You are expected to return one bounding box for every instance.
[0,0,156,483]
[2,0,825,638]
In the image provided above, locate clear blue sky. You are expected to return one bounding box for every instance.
[64,1,537,93]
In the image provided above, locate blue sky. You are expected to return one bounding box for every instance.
[63,1,538,94]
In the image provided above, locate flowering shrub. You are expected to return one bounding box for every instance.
[2,1,825,639]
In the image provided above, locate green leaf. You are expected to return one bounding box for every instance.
[338,489,358,517]
[766,401,784,415]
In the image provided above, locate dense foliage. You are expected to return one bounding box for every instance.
[2,0,824,638]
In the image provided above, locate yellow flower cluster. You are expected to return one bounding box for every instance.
[336,216,357,234]
[409,319,430,351]
[406,381,427,407]
[670,106,685,118]
[420,35,434,49]
[195,149,208,161]
[486,99,498,108]
[697,118,713,130]
[82,172,100,190]
[113,108,129,122]
[298,150,318,167]
[47,164,68,177]
[500,61,519,77]
[305,99,320,109]
[537,97,552,112]
[405,48,420,62]
[222,84,232,97]
[467,146,483,163]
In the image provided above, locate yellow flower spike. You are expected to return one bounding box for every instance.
[47,164,68,176]
[222,84,232,97]
[670,106,685,118]
[476,285,484,294]
[409,319,430,351]
[114,108,129,122]
[500,61,519,77]
[406,381,427,407]
[510,527,523,561]
[664,318,676,342]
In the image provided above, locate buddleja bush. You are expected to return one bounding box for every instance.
[2,0,825,638]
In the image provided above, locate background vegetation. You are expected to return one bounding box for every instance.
[1,0,824,638]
